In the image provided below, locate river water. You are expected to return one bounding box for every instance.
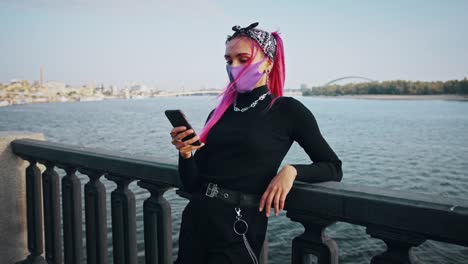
[1,96,467,263]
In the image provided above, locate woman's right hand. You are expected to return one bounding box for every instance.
[170,126,205,159]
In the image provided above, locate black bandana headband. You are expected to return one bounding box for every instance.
[226,22,277,62]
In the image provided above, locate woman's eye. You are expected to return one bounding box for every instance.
[239,58,249,64]
[226,60,232,65]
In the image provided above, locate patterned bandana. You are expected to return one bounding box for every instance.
[226,22,277,62]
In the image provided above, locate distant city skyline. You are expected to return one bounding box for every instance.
[1,0,467,90]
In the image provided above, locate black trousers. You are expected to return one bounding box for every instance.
[174,191,268,264]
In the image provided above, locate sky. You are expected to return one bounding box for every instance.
[0,0,467,90]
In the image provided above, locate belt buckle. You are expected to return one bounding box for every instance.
[205,183,219,198]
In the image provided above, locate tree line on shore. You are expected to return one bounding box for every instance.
[302,78,468,96]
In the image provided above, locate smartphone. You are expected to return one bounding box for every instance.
[165,109,202,146]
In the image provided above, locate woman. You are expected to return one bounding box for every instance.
[170,22,342,264]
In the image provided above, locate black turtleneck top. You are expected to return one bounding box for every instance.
[178,84,342,195]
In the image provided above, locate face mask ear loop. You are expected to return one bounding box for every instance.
[262,58,271,87]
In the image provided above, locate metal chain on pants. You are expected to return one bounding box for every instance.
[233,207,259,264]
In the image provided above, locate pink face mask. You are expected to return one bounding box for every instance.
[226,58,267,93]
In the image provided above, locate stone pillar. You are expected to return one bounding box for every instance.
[0,131,45,263]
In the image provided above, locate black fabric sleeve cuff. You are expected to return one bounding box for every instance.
[290,160,342,183]
[178,151,202,193]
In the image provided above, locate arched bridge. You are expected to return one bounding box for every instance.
[323,76,377,87]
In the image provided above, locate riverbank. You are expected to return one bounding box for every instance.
[309,94,468,101]
[0,92,220,108]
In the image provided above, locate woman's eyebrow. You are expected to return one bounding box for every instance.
[224,53,251,59]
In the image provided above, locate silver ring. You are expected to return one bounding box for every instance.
[233,219,248,235]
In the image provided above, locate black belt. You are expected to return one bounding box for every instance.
[197,182,262,208]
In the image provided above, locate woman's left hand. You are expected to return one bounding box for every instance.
[259,165,297,217]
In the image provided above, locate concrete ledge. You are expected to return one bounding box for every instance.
[0,131,45,263]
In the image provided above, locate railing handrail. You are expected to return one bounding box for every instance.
[10,138,468,263]
[11,138,181,187]
[287,181,468,247]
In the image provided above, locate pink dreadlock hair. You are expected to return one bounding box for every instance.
[199,31,285,144]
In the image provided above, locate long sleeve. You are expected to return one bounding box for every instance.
[287,98,343,183]
[178,108,215,193]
